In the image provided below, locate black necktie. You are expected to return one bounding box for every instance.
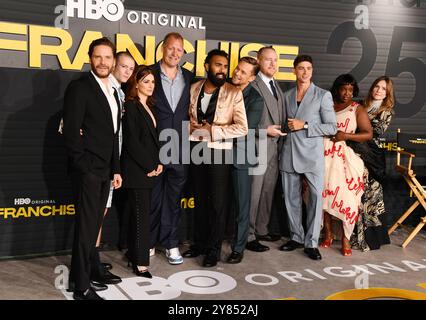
[113,87,121,133]
[269,80,278,100]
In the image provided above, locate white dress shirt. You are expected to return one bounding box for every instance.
[91,70,119,133]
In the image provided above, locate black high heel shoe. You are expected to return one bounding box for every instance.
[132,265,152,279]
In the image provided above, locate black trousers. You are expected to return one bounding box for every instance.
[114,188,130,250]
[232,168,252,253]
[127,188,152,266]
[70,171,110,291]
[150,164,188,249]
[190,149,231,256]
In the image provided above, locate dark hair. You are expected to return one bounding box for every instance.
[163,32,184,46]
[116,51,135,64]
[239,56,260,75]
[293,54,313,68]
[330,74,360,102]
[125,65,155,108]
[257,46,275,59]
[88,37,116,58]
[204,49,228,65]
[364,76,395,114]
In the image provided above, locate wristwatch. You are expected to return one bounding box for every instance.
[303,122,309,129]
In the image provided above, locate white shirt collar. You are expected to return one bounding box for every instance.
[91,70,113,93]
[259,71,274,84]
[109,74,121,89]
[258,71,276,95]
[90,71,119,133]
[159,60,182,79]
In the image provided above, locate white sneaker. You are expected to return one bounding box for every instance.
[166,247,183,265]
[150,248,155,257]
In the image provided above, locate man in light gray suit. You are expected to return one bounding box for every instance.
[279,55,336,260]
[247,46,286,253]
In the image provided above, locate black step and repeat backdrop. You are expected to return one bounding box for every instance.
[0,0,425,257]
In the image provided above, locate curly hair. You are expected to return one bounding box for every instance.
[330,74,359,103]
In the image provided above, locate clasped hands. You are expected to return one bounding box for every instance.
[330,131,347,142]
[268,118,305,137]
[287,118,305,131]
[190,121,212,139]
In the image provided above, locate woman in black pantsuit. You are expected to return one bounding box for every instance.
[121,65,162,278]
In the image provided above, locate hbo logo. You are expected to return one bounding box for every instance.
[66,0,125,22]
[14,198,31,205]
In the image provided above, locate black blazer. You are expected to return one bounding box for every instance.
[121,100,160,189]
[63,72,120,180]
[233,84,264,169]
[151,63,193,151]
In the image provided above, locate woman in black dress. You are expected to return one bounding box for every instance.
[121,65,163,277]
[350,76,395,251]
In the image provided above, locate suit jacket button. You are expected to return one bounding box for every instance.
[199,136,203,141]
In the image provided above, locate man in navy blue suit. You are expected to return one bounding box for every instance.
[150,33,194,264]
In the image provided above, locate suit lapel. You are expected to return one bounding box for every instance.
[288,87,298,118]
[136,101,159,148]
[175,69,191,112]
[275,80,283,121]
[295,83,315,118]
[191,80,205,121]
[254,76,279,123]
[88,72,114,130]
[216,82,227,114]
[154,63,174,113]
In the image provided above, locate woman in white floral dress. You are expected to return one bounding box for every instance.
[321,74,373,256]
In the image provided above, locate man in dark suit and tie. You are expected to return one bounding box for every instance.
[149,33,194,265]
[247,46,286,253]
[227,57,264,264]
[63,37,123,300]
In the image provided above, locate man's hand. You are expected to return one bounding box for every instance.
[155,164,163,176]
[190,122,202,134]
[147,165,163,177]
[267,124,286,137]
[112,174,122,189]
[287,118,305,131]
[200,122,212,135]
[190,121,212,140]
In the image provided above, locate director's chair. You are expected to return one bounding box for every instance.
[388,129,426,248]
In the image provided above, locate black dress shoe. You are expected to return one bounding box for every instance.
[227,251,243,264]
[90,280,108,291]
[73,288,104,300]
[304,248,322,260]
[133,266,152,279]
[256,234,281,242]
[182,246,204,258]
[92,270,122,285]
[246,240,269,252]
[202,253,218,267]
[279,240,304,251]
[101,262,113,271]
[68,280,107,292]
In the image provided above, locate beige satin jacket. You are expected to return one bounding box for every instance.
[189,80,248,149]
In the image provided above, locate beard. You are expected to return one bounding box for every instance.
[91,63,113,79]
[207,70,227,87]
